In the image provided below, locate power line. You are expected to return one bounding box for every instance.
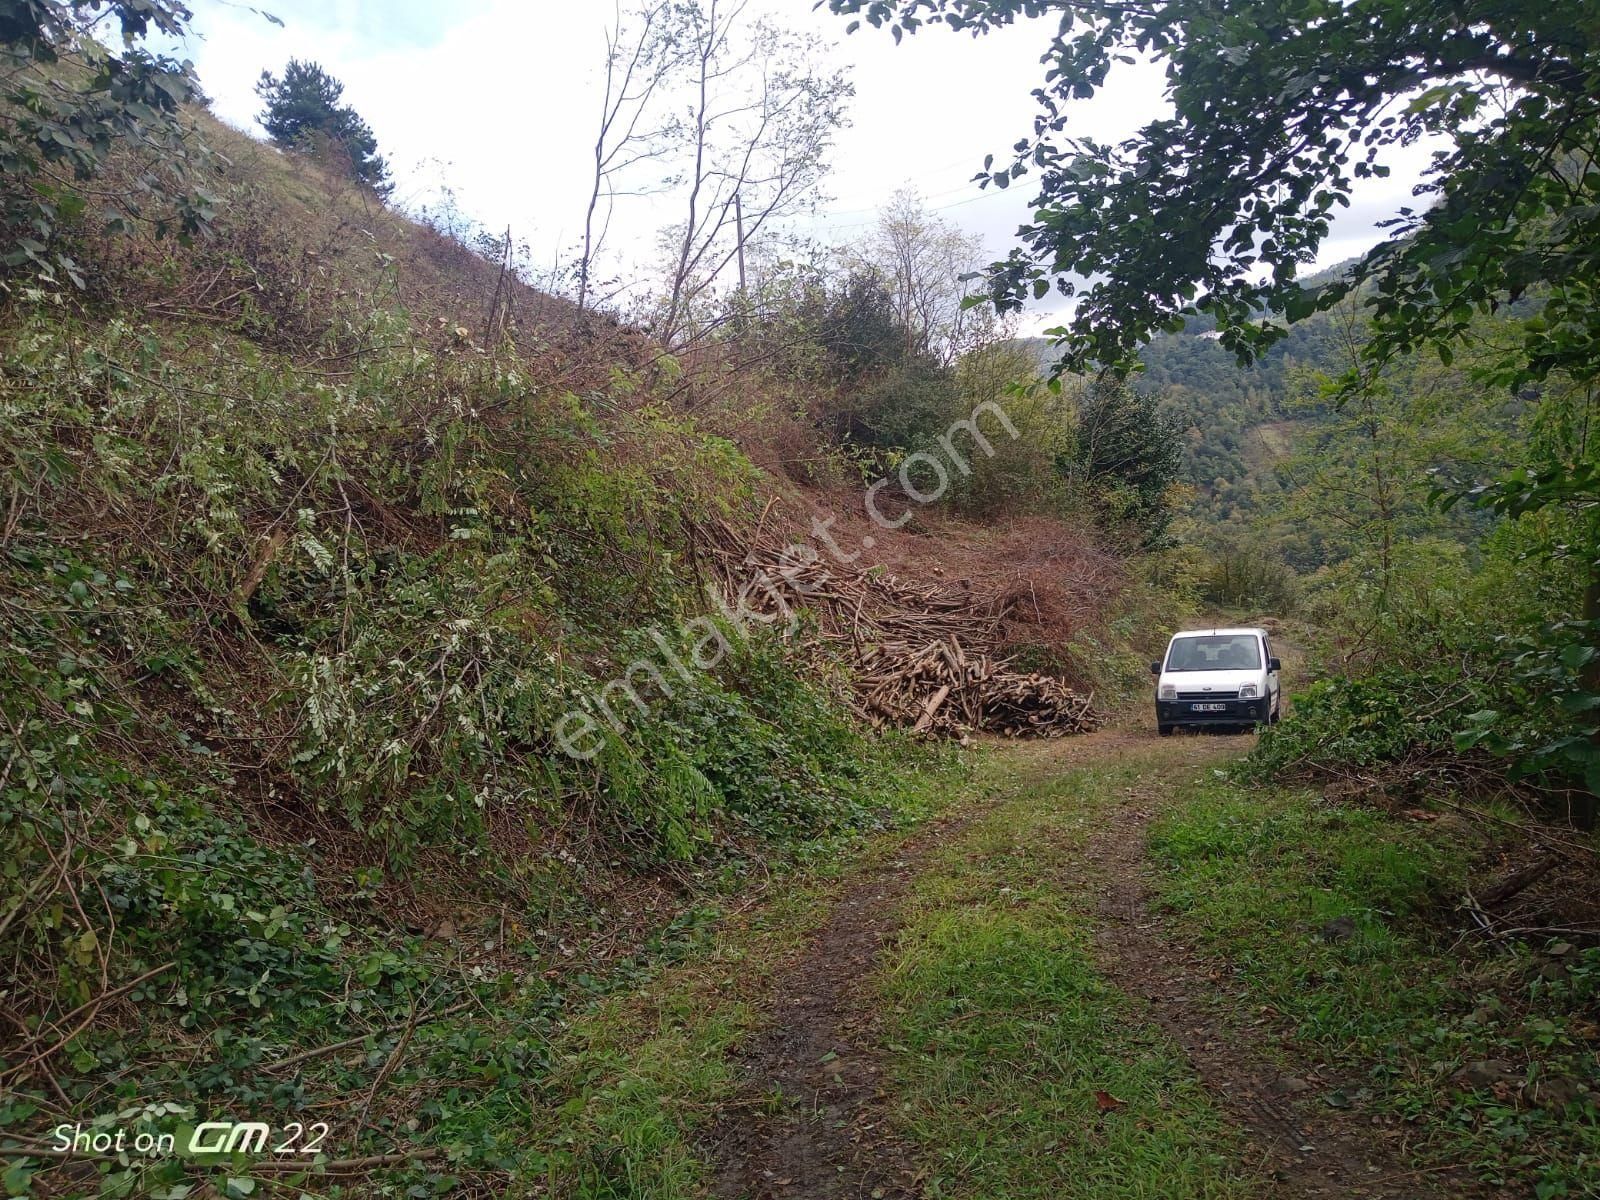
[819,156,992,214]
[800,181,1023,235]
[817,162,999,218]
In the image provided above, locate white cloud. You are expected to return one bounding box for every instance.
[178,0,1435,320]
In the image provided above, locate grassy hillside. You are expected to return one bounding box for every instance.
[0,102,1163,1197]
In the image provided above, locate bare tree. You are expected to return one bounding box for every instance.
[656,0,851,347]
[579,1,689,314]
[842,187,1005,365]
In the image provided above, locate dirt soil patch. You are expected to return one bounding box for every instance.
[702,841,926,1200]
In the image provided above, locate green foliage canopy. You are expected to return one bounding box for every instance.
[0,0,216,286]
[1068,380,1182,544]
[828,0,1600,395]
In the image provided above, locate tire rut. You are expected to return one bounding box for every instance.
[701,818,947,1200]
[1083,762,1484,1199]
[702,729,1153,1200]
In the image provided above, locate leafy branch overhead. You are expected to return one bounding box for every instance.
[0,0,219,288]
[828,0,1600,396]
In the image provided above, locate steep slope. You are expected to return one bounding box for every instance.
[0,109,1143,1197]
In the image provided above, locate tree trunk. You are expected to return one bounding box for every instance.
[1579,572,1600,829]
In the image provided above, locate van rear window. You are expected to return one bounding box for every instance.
[1166,635,1261,672]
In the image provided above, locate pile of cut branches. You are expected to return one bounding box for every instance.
[694,515,1100,739]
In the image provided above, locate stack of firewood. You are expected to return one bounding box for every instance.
[856,638,1097,737]
[693,515,1100,739]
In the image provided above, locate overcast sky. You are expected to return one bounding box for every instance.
[177,0,1435,334]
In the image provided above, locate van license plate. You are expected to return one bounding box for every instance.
[1190,702,1227,712]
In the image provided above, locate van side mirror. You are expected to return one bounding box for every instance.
[1269,657,1282,673]
[1149,661,1162,675]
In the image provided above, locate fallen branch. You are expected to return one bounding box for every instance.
[251,1147,444,1174]
[233,527,288,611]
[262,1000,475,1074]
[1478,854,1561,908]
[1,962,176,1083]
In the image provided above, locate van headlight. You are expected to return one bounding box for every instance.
[1158,683,1176,700]
[1238,683,1258,700]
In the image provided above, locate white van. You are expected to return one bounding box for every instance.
[1151,627,1282,736]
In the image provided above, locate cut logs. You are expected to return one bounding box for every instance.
[693,515,1100,739]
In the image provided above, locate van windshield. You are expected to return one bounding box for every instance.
[1166,634,1261,672]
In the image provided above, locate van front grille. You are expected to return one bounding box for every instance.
[1177,690,1239,701]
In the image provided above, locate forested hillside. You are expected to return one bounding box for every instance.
[5,0,1600,1196]
[1138,316,1338,532]
[0,6,1176,1196]
[1020,310,1347,535]
[1026,277,1519,576]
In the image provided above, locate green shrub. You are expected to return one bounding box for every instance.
[0,301,946,1182]
[1245,667,1472,781]
[1199,540,1299,611]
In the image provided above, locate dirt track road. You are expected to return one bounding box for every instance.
[699,726,1476,1200]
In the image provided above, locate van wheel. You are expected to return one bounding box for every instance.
[1158,724,1175,737]
[1269,698,1282,725]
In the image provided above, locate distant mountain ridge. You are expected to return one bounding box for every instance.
[1012,294,1352,533]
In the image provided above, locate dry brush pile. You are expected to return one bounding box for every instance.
[695,515,1101,739]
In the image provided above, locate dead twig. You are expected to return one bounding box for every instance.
[262,1000,474,1074]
